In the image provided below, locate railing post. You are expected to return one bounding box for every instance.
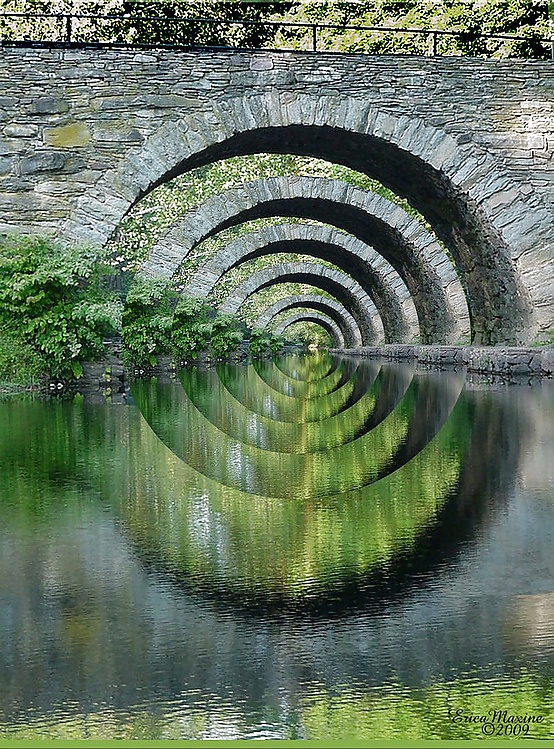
[428,30,438,55]
[312,24,317,52]
[551,39,554,59]
[65,14,72,43]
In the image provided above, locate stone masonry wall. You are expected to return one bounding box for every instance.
[0,47,552,343]
[1,48,552,233]
[335,345,554,378]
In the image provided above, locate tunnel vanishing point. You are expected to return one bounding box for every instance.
[0,46,553,346]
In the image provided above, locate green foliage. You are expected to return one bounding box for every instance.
[249,328,285,357]
[170,295,213,360]
[121,277,176,367]
[208,313,243,358]
[0,236,121,379]
[0,331,44,385]
[281,321,333,349]
[122,282,247,366]
[3,1,549,57]
[271,1,552,58]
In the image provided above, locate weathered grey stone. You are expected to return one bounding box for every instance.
[148,176,465,345]
[30,97,69,114]
[0,157,12,176]
[255,293,362,348]
[341,345,553,377]
[274,312,344,346]
[4,123,39,138]
[219,261,384,345]
[250,57,274,71]
[0,48,551,346]
[19,152,66,174]
[93,127,144,143]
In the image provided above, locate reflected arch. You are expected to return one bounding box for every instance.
[254,293,363,348]
[186,222,421,344]
[219,261,384,345]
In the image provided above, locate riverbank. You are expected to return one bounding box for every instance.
[330,345,554,378]
[2,344,552,398]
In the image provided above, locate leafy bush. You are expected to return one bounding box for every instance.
[171,295,213,360]
[209,313,244,358]
[0,236,122,379]
[122,281,247,366]
[249,329,285,357]
[121,277,176,367]
[0,331,44,385]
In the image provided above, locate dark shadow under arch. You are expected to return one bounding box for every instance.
[219,238,411,343]
[142,125,531,344]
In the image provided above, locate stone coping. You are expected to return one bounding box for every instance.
[330,344,554,377]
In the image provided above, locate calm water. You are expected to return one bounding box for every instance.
[0,353,553,740]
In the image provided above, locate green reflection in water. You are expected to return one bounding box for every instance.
[1,671,550,740]
[178,363,384,452]
[131,374,416,498]
[217,363,358,422]
[299,672,554,740]
[0,369,470,603]
[0,395,469,604]
[112,392,471,601]
[276,351,335,381]
[0,373,551,743]
[252,357,348,398]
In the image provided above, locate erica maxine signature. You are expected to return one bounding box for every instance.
[448,707,545,736]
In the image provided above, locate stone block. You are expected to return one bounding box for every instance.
[93,127,144,144]
[43,122,91,147]
[4,123,39,138]
[31,97,69,114]
[0,157,12,176]
[19,152,66,174]
[0,97,19,108]
[250,57,274,71]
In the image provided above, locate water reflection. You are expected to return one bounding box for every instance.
[132,362,464,498]
[0,356,552,739]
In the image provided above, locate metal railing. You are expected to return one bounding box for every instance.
[0,13,552,59]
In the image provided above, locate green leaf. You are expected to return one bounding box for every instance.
[70,360,83,379]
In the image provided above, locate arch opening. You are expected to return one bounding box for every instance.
[219,265,384,345]
[132,124,532,344]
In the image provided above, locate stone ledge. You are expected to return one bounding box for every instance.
[330,345,554,377]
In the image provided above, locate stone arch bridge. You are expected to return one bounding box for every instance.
[0,46,552,346]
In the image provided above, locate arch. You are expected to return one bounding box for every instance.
[141,177,467,344]
[62,93,551,344]
[185,223,423,344]
[274,313,343,347]
[254,293,362,348]
[218,261,384,345]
